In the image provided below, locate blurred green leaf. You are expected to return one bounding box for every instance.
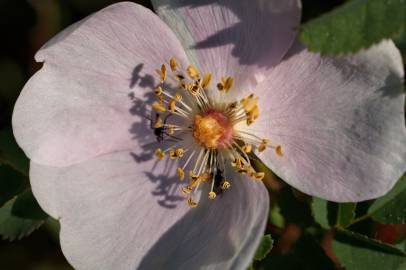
[269,204,285,229]
[368,175,406,224]
[0,127,29,175]
[337,203,356,228]
[0,165,28,206]
[333,229,406,270]
[0,189,48,241]
[312,197,330,229]
[254,234,273,261]
[300,0,405,55]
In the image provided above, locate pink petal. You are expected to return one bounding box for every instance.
[30,151,269,269]
[12,2,189,167]
[255,40,406,202]
[152,0,301,90]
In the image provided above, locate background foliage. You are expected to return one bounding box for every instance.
[0,0,405,269]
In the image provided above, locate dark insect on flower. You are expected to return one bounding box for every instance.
[149,113,180,143]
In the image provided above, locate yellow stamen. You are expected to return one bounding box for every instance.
[199,172,211,182]
[177,167,185,181]
[154,116,163,128]
[168,99,176,112]
[154,86,163,96]
[175,148,185,158]
[242,144,252,153]
[152,101,166,113]
[169,148,177,160]
[156,64,166,83]
[174,93,183,102]
[187,65,200,79]
[202,73,212,89]
[187,197,198,208]
[254,172,265,181]
[155,148,165,160]
[258,139,270,152]
[208,191,217,200]
[224,77,234,92]
[275,145,283,157]
[170,57,177,72]
[182,186,192,194]
[221,180,231,190]
[167,124,175,135]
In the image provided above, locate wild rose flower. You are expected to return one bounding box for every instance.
[12,1,406,269]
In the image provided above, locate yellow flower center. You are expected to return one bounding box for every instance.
[193,112,232,149]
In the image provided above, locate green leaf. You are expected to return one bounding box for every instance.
[368,175,406,224]
[333,229,406,270]
[0,165,28,206]
[312,197,330,229]
[254,234,274,261]
[337,203,356,228]
[0,127,29,175]
[0,189,48,240]
[300,0,405,55]
[269,204,285,229]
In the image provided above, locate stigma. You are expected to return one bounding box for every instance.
[193,112,233,149]
[149,57,283,208]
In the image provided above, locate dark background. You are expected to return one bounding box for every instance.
[1,0,404,269]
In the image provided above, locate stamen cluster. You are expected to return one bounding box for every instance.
[150,57,283,208]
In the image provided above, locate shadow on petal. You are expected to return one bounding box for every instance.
[154,0,300,68]
[137,192,238,269]
[127,64,186,210]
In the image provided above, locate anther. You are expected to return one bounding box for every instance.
[152,101,166,113]
[182,186,192,194]
[187,65,200,79]
[202,73,212,89]
[167,124,175,135]
[254,172,265,181]
[169,148,177,160]
[221,181,231,190]
[258,139,270,152]
[155,148,165,160]
[175,148,185,158]
[174,93,183,102]
[275,145,283,157]
[170,57,177,72]
[187,197,198,208]
[156,64,166,83]
[154,86,163,96]
[154,116,163,128]
[177,167,185,181]
[208,191,217,200]
[168,99,177,112]
[223,77,234,92]
[242,144,252,153]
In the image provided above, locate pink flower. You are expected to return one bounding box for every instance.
[12,1,406,269]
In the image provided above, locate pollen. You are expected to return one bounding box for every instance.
[221,181,231,190]
[208,191,217,200]
[177,167,185,181]
[155,148,165,160]
[193,112,233,149]
[152,101,166,113]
